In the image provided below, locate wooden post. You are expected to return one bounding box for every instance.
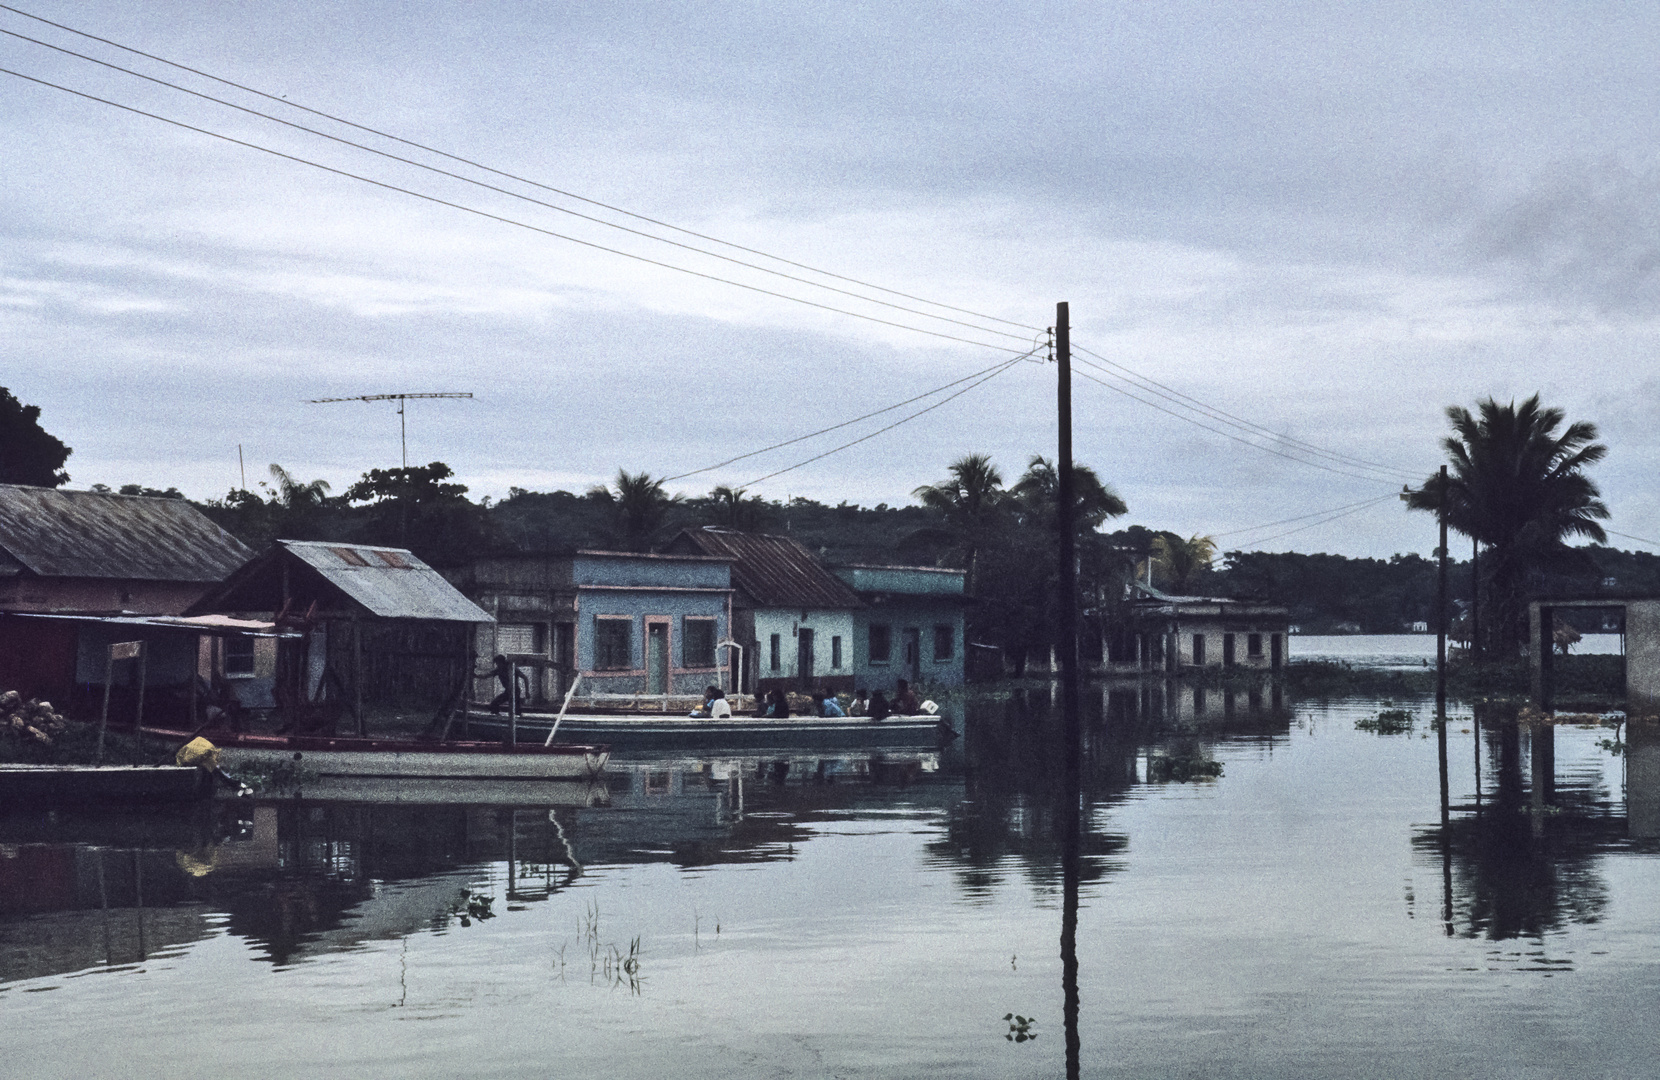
[133,642,148,764]
[353,616,365,737]
[1055,301,1082,1080]
[96,650,114,766]
[1436,465,1448,717]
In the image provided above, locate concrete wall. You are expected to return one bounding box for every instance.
[577,594,729,696]
[850,599,966,691]
[751,608,856,692]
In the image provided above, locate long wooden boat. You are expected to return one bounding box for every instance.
[0,764,214,803]
[139,728,610,781]
[462,709,956,751]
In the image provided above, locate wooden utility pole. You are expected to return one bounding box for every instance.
[1437,464,1448,716]
[1055,301,1082,1080]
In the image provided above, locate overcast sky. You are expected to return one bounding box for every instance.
[4,1,1658,559]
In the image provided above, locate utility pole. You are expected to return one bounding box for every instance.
[306,392,473,469]
[1055,301,1082,1080]
[1437,464,1448,715]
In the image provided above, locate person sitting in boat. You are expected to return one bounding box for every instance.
[489,654,531,714]
[867,690,891,721]
[818,689,846,717]
[763,688,790,718]
[691,685,733,719]
[848,689,870,716]
[894,679,921,715]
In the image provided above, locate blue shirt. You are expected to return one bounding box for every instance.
[821,698,846,717]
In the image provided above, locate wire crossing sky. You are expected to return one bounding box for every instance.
[4,1,1658,558]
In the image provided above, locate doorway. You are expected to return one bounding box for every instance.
[902,628,921,683]
[647,623,668,694]
[798,628,815,688]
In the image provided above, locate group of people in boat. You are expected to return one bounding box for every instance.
[692,679,922,721]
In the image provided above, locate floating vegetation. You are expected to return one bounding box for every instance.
[445,888,496,928]
[1146,754,1223,782]
[224,757,318,793]
[1003,1014,1037,1043]
[1356,708,1415,734]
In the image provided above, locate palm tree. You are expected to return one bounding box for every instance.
[1150,533,1217,595]
[1407,395,1608,654]
[265,463,331,509]
[588,469,679,551]
[912,453,1007,596]
[1007,455,1128,535]
[708,485,763,531]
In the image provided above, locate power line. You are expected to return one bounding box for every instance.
[1607,528,1660,550]
[739,354,1028,488]
[662,348,1042,485]
[0,63,1031,355]
[0,2,1042,335]
[1229,493,1403,548]
[0,24,1032,345]
[1070,365,1404,485]
[1072,346,1419,482]
[1209,493,1403,539]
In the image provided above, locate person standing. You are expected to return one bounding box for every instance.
[894,679,920,715]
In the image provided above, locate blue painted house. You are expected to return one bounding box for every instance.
[831,564,969,691]
[452,550,733,701]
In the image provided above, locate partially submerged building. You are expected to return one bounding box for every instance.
[668,529,861,694]
[0,485,253,705]
[449,550,733,702]
[187,540,492,731]
[1127,584,1291,673]
[1529,596,1658,709]
[831,563,968,690]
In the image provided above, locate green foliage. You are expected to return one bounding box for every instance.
[1146,752,1224,781]
[0,386,71,487]
[1356,707,1415,734]
[1003,1014,1037,1043]
[585,469,679,552]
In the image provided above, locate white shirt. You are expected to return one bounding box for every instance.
[709,698,732,719]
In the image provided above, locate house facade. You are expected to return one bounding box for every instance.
[450,550,733,701]
[1128,585,1291,673]
[831,564,968,691]
[667,529,862,693]
[0,485,253,703]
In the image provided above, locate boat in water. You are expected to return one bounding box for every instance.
[139,728,610,781]
[461,709,957,751]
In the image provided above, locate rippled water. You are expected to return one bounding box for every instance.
[4,688,1659,1079]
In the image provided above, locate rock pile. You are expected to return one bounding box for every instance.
[1,689,69,746]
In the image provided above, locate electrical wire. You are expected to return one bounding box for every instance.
[0,2,1043,334]
[1228,493,1402,548]
[0,25,1033,344]
[1606,529,1660,550]
[0,64,1031,355]
[662,347,1042,484]
[1072,346,1419,482]
[738,355,1027,488]
[1070,365,1405,485]
[1208,493,1404,539]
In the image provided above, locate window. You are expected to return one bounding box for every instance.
[1192,634,1206,666]
[769,633,781,671]
[933,624,953,661]
[869,623,891,663]
[684,617,716,668]
[1247,633,1263,658]
[224,636,255,677]
[831,635,843,669]
[595,618,632,669]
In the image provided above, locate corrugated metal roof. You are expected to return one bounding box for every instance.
[672,529,861,609]
[0,484,253,582]
[281,540,492,622]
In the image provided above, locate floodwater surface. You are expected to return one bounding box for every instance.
[2,688,1657,1079]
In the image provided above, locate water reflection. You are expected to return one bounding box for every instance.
[1414,704,1636,942]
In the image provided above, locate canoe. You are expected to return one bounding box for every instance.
[462,710,957,751]
[139,728,610,781]
[0,764,214,804]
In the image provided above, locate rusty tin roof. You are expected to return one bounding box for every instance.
[0,484,253,582]
[672,529,861,610]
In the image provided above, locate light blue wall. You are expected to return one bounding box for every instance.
[577,589,729,695]
[848,600,966,692]
[573,553,729,590]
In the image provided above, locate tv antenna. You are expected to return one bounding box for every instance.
[306,392,472,468]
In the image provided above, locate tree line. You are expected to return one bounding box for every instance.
[0,384,1643,665]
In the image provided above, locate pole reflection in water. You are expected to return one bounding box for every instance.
[1438,701,1453,936]
[1061,756,1081,1080]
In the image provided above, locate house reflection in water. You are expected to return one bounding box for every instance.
[1413,705,1652,942]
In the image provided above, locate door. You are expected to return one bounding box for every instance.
[797,628,815,688]
[1270,632,1283,672]
[647,623,668,695]
[903,628,921,683]
[1222,633,1235,667]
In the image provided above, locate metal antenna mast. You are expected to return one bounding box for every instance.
[305,392,472,468]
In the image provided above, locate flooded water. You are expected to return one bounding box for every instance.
[4,684,1659,1078]
[1295,632,1624,669]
